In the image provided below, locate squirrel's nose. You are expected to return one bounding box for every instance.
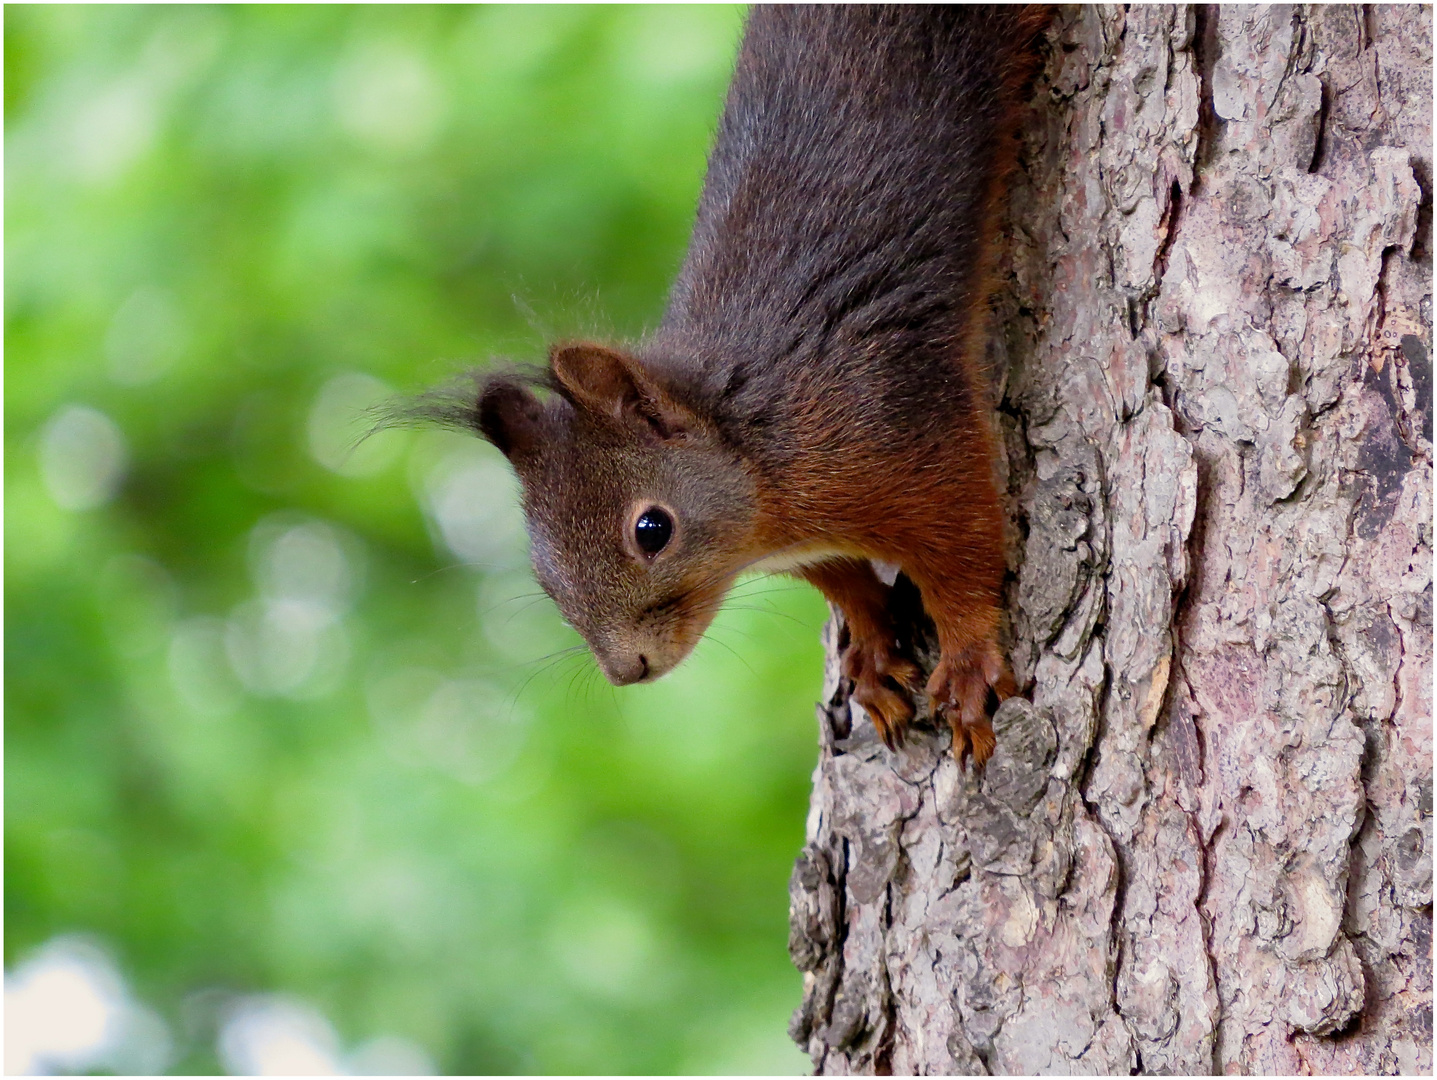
[601,653,650,686]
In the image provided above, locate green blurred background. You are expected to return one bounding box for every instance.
[5,5,831,1073]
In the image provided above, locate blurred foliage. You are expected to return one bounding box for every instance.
[5,5,832,1073]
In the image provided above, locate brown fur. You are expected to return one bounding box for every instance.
[444,6,1051,766]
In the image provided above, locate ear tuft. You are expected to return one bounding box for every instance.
[477,376,544,459]
[549,341,692,441]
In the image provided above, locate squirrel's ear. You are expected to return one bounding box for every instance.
[549,341,693,441]
[477,376,544,460]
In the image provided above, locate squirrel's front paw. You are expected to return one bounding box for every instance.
[841,637,923,750]
[927,640,1015,767]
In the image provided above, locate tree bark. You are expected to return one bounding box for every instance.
[787,6,1432,1074]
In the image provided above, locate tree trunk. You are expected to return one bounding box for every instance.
[787,6,1432,1074]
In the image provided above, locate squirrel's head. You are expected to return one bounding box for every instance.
[473,342,758,685]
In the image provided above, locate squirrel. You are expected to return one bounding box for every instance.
[422,5,1050,766]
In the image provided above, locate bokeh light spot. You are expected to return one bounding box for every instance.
[38,404,128,511]
[308,372,408,478]
[104,285,190,386]
[333,41,447,157]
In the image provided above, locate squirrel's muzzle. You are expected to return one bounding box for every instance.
[598,651,651,686]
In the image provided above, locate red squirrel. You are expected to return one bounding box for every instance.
[423,6,1049,766]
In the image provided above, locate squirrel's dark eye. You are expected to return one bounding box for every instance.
[634,507,673,556]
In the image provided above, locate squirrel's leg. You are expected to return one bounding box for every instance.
[796,559,923,749]
[909,587,1014,768]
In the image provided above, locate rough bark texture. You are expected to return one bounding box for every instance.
[787,6,1432,1074]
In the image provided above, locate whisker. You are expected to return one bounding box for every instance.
[475,592,544,621]
[407,562,479,585]
[729,577,811,594]
[408,556,535,586]
[564,661,588,705]
[491,594,556,627]
[700,631,757,678]
[720,604,820,631]
[667,539,817,601]
[508,646,589,706]
[524,644,588,666]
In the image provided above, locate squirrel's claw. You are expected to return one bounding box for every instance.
[843,639,922,750]
[858,681,914,750]
[927,640,1014,769]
